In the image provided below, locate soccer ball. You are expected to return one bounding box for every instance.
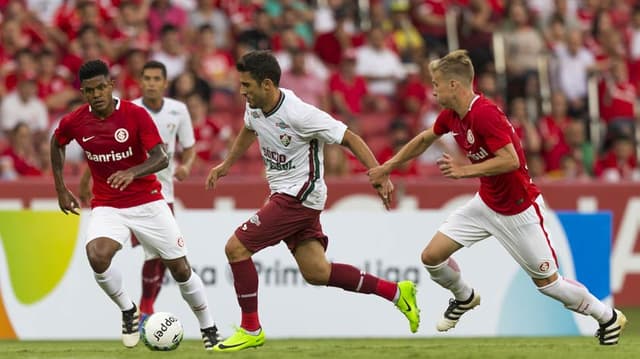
[141,312,184,351]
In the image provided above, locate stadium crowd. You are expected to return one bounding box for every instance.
[0,0,639,182]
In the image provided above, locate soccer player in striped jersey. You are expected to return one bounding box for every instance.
[205,50,420,352]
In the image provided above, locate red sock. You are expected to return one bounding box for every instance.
[230,258,261,331]
[139,258,166,314]
[328,263,398,301]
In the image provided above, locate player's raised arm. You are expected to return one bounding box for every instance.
[206,126,257,190]
[340,129,393,209]
[107,143,169,191]
[50,134,80,215]
[368,127,440,185]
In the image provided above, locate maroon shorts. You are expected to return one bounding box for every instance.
[234,193,328,253]
[131,202,174,247]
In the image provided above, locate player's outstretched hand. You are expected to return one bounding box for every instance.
[205,163,229,191]
[368,164,390,187]
[56,188,80,215]
[375,178,394,210]
[107,170,135,191]
[437,153,465,179]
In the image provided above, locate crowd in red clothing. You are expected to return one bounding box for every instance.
[0,0,639,182]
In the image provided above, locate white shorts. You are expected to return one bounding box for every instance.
[438,193,558,279]
[85,200,187,260]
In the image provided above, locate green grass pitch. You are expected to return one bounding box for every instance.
[3,307,639,359]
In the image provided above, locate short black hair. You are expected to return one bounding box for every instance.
[78,59,110,82]
[236,50,281,86]
[142,60,167,79]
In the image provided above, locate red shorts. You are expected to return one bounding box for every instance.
[234,193,328,253]
[131,202,174,247]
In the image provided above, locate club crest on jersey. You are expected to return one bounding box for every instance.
[249,214,261,226]
[280,134,291,147]
[251,111,260,118]
[275,120,290,130]
[115,128,129,143]
[466,129,475,144]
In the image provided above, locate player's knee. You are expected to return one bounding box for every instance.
[166,259,192,282]
[421,249,445,266]
[85,242,113,272]
[224,236,251,262]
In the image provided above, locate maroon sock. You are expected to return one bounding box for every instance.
[139,258,166,314]
[230,258,261,331]
[327,263,398,301]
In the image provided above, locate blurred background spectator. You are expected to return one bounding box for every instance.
[0,0,638,182]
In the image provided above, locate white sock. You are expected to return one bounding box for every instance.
[425,258,473,301]
[178,271,215,329]
[94,265,134,311]
[538,277,613,323]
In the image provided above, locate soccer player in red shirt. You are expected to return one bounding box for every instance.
[369,50,627,345]
[50,60,220,350]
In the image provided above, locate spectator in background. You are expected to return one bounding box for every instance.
[193,24,236,95]
[0,76,49,137]
[186,92,232,167]
[476,71,505,110]
[377,119,418,177]
[323,143,350,178]
[280,48,328,110]
[148,0,188,42]
[627,6,640,89]
[169,70,211,104]
[36,48,77,117]
[4,48,38,92]
[115,0,153,53]
[273,27,329,81]
[411,0,448,56]
[553,28,597,118]
[508,97,541,157]
[538,92,572,172]
[1,122,43,177]
[458,0,500,74]
[151,24,187,81]
[116,49,146,100]
[328,49,378,120]
[503,2,545,99]
[189,0,231,50]
[388,0,425,64]
[594,133,640,181]
[355,26,406,99]
[314,7,365,68]
[598,58,636,136]
[235,9,273,52]
[398,57,433,130]
[564,118,595,177]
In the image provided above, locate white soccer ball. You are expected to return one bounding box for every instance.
[141,312,184,351]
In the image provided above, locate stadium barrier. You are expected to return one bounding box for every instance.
[0,206,611,339]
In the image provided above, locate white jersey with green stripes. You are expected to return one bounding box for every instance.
[132,97,195,203]
[244,88,347,210]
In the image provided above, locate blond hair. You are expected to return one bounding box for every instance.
[429,50,474,86]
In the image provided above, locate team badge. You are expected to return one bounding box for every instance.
[275,120,290,130]
[177,237,184,247]
[466,129,475,144]
[249,214,261,226]
[539,261,550,272]
[280,134,291,147]
[251,111,260,118]
[115,128,129,143]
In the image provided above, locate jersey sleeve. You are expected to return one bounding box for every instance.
[296,106,347,144]
[243,105,254,130]
[177,103,196,148]
[432,111,451,136]
[134,105,163,151]
[475,105,513,153]
[53,113,74,146]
